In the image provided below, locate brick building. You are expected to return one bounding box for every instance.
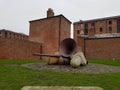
[29,8,71,54]
[73,16,120,59]
[74,15,120,42]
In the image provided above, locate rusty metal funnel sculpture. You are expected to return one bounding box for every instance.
[59,38,77,57]
[32,38,87,66]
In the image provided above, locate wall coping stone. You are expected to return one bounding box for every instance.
[21,86,104,90]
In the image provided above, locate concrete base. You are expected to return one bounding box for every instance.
[21,86,104,90]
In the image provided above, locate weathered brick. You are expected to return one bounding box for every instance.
[77,37,120,60]
[0,38,42,60]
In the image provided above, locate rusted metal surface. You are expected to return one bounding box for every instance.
[59,38,77,57]
[32,53,61,57]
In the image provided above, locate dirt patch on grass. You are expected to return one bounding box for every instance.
[22,63,120,73]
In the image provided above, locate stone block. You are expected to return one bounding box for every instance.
[21,86,104,90]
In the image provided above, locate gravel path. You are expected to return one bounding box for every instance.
[22,63,120,73]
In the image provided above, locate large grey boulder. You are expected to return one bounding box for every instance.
[70,51,87,68]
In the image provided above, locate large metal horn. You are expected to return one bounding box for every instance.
[59,38,77,57]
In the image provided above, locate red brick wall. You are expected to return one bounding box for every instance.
[77,37,120,60]
[73,23,81,43]
[111,19,117,33]
[0,38,42,60]
[60,16,71,42]
[29,17,60,54]
[0,29,28,40]
[95,20,107,34]
[95,19,117,34]
[29,15,71,54]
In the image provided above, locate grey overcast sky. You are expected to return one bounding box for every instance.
[0,0,120,35]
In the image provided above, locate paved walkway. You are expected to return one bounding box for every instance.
[22,63,120,73]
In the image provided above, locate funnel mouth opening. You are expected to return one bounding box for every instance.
[60,38,77,57]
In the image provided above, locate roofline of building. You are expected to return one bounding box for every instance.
[74,15,120,24]
[84,36,120,39]
[29,14,72,24]
[0,29,28,36]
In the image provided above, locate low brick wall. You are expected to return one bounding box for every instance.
[78,37,120,60]
[0,38,42,60]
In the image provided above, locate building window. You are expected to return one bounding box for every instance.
[78,25,80,30]
[91,23,95,28]
[5,32,7,38]
[17,35,18,39]
[77,30,80,34]
[109,27,112,33]
[9,33,11,39]
[100,22,102,27]
[13,34,15,37]
[85,23,88,28]
[81,24,84,28]
[109,21,112,25]
[84,23,88,35]
[100,27,103,32]
[0,32,1,37]
[117,19,120,33]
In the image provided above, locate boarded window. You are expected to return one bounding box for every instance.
[5,32,7,38]
[77,30,80,34]
[109,27,112,33]
[109,21,112,25]
[84,23,88,35]
[0,32,1,37]
[100,27,103,32]
[117,20,120,33]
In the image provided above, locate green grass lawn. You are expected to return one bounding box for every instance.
[0,59,120,90]
[88,58,120,67]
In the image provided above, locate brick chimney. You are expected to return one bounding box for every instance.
[47,8,54,18]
